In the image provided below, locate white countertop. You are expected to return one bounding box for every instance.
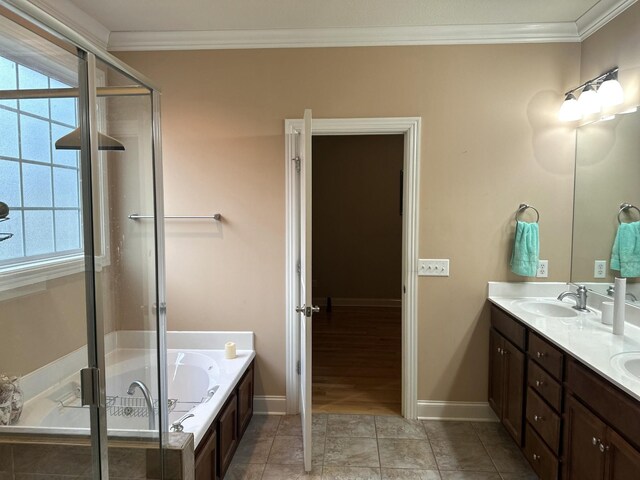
[488,282,640,402]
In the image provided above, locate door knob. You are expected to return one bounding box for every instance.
[296,305,320,317]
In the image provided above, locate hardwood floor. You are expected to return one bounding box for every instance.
[312,305,401,415]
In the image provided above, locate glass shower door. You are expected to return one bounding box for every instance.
[0,7,102,477]
[0,4,168,478]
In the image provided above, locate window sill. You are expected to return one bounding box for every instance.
[0,254,109,301]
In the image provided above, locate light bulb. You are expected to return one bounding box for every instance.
[578,84,601,115]
[558,93,581,121]
[598,73,624,106]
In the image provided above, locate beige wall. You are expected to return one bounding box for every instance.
[117,42,579,401]
[312,135,404,301]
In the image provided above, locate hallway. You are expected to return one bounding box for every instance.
[312,306,402,415]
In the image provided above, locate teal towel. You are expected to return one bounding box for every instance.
[510,221,539,277]
[610,221,640,277]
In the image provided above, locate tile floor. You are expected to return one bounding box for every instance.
[225,414,538,480]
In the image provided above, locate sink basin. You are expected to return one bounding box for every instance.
[611,352,640,381]
[515,299,579,318]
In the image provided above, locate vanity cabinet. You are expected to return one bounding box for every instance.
[564,359,640,480]
[489,303,640,480]
[489,307,526,445]
[194,359,254,480]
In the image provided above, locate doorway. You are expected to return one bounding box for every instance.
[311,135,404,415]
[285,117,421,419]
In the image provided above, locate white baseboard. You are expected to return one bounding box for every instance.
[312,297,401,308]
[254,395,287,415]
[417,401,498,422]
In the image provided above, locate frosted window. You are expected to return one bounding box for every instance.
[20,115,51,163]
[18,65,49,118]
[0,57,16,108]
[0,213,24,260]
[51,124,78,167]
[0,55,83,266]
[22,163,52,207]
[24,210,54,256]
[50,79,76,125]
[0,108,19,158]
[0,159,21,206]
[54,210,80,251]
[53,167,78,208]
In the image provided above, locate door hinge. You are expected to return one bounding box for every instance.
[293,156,301,173]
[296,360,301,375]
[297,261,301,276]
[80,367,100,406]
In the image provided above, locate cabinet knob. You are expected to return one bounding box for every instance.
[592,437,600,447]
[532,453,541,461]
[534,415,544,422]
[599,443,609,453]
[535,380,544,387]
[536,351,546,359]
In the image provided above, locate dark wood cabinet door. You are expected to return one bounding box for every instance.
[195,427,218,480]
[488,329,504,418]
[564,395,607,480]
[218,392,239,480]
[606,429,640,480]
[502,337,525,446]
[237,363,254,437]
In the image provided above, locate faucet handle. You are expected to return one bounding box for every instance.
[576,285,587,293]
[170,413,194,432]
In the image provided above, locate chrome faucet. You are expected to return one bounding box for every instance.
[558,285,589,311]
[127,380,156,430]
[606,285,638,302]
[170,413,195,432]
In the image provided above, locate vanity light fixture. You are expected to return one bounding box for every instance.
[559,67,624,121]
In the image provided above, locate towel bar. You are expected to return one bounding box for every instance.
[128,213,222,221]
[515,204,539,224]
[618,203,640,224]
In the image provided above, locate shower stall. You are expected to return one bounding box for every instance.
[0,1,170,478]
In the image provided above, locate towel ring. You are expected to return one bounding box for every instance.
[618,203,640,224]
[515,203,539,224]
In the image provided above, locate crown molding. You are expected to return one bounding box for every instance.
[108,23,580,51]
[577,0,638,40]
[26,0,110,49]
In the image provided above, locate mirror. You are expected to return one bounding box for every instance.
[571,108,640,303]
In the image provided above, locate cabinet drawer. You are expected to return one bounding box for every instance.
[524,424,559,480]
[528,332,563,380]
[526,388,561,454]
[491,305,526,350]
[528,359,562,412]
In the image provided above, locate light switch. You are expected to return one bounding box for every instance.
[418,259,450,276]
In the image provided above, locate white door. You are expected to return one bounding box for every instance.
[297,108,317,472]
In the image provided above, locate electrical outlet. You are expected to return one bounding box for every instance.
[418,259,450,276]
[594,260,607,279]
[536,260,548,278]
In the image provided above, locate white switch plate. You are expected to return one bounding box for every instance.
[418,259,450,276]
[594,260,607,279]
[536,260,548,278]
